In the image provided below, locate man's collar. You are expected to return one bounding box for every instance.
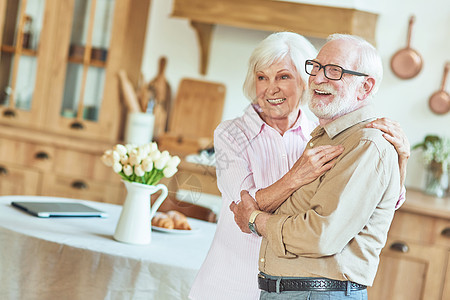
[323,105,376,139]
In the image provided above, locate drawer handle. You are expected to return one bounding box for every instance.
[71,180,88,190]
[35,151,50,160]
[0,166,8,175]
[70,121,84,130]
[3,109,16,118]
[441,228,450,238]
[390,242,409,253]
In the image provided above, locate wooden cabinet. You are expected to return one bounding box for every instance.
[0,0,150,203]
[368,189,450,300]
[171,0,378,74]
[0,162,41,195]
[0,0,150,142]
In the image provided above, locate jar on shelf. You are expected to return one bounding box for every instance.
[22,15,33,49]
[425,160,449,198]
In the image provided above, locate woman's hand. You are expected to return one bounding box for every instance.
[257,144,344,213]
[288,145,345,187]
[366,118,410,187]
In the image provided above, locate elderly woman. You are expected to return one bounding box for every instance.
[189,32,409,300]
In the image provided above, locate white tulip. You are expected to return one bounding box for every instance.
[142,158,153,172]
[129,152,142,166]
[163,166,178,178]
[155,152,170,169]
[167,156,181,168]
[139,143,151,156]
[135,164,145,177]
[112,162,122,173]
[125,144,136,152]
[112,150,121,162]
[120,155,129,165]
[101,153,114,167]
[150,142,158,152]
[150,150,161,161]
[114,144,128,156]
[123,164,133,176]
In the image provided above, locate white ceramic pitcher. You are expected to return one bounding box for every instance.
[113,180,168,245]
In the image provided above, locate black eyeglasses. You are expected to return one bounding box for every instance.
[305,60,368,81]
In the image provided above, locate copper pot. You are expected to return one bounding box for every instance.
[428,62,450,115]
[390,16,423,79]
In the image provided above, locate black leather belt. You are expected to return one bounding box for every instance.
[258,274,366,293]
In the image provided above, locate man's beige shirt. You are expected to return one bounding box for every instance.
[259,105,400,286]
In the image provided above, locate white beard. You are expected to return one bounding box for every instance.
[306,82,359,120]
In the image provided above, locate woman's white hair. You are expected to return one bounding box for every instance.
[327,33,383,98]
[243,32,317,103]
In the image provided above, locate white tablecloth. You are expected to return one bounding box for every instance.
[0,195,216,300]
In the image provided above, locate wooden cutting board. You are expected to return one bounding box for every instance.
[158,78,226,155]
[168,78,225,139]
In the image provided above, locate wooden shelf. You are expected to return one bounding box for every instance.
[172,0,378,75]
[67,56,107,68]
[1,44,38,56]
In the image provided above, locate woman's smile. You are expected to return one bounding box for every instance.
[266,98,286,105]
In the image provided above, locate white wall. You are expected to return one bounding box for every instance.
[141,0,450,191]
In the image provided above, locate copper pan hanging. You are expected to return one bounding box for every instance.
[428,62,450,115]
[391,16,423,79]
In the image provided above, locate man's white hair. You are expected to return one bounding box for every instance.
[327,33,383,98]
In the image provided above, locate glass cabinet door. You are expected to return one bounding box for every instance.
[0,0,45,117]
[61,0,114,125]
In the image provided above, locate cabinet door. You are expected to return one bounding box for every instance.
[0,163,40,195]
[0,0,50,128]
[443,253,450,300]
[45,0,150,142]
[368,237,447,300]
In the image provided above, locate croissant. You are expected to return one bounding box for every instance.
[167,210,191,230]
[152,212,174,229]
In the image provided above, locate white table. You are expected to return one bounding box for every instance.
[0,195,216,300]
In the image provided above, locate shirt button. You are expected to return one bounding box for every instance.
[309,142,314,147]
[260,258,265,263]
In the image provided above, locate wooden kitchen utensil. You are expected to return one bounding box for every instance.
[391,15,423,79]
[148,57,172,139]
[118,70,141,113]
[428,62,450,115]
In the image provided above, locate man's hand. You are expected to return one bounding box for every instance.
[229,190,260,233]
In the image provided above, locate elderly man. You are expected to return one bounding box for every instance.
[230,34,401,300]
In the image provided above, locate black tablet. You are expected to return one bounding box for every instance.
[11,201,108,218]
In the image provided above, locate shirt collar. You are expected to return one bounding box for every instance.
[243,104,309,140]
[323,105,377,139]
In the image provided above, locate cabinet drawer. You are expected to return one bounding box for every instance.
[53,147,121,182]
[435,219,450,248]
[369,236,447,300]
[41,174,126,204]
[0,137,54,171]
[0,163,41,195]
[389,210,436,244]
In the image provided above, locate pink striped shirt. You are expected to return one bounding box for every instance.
[189,104,317,300]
